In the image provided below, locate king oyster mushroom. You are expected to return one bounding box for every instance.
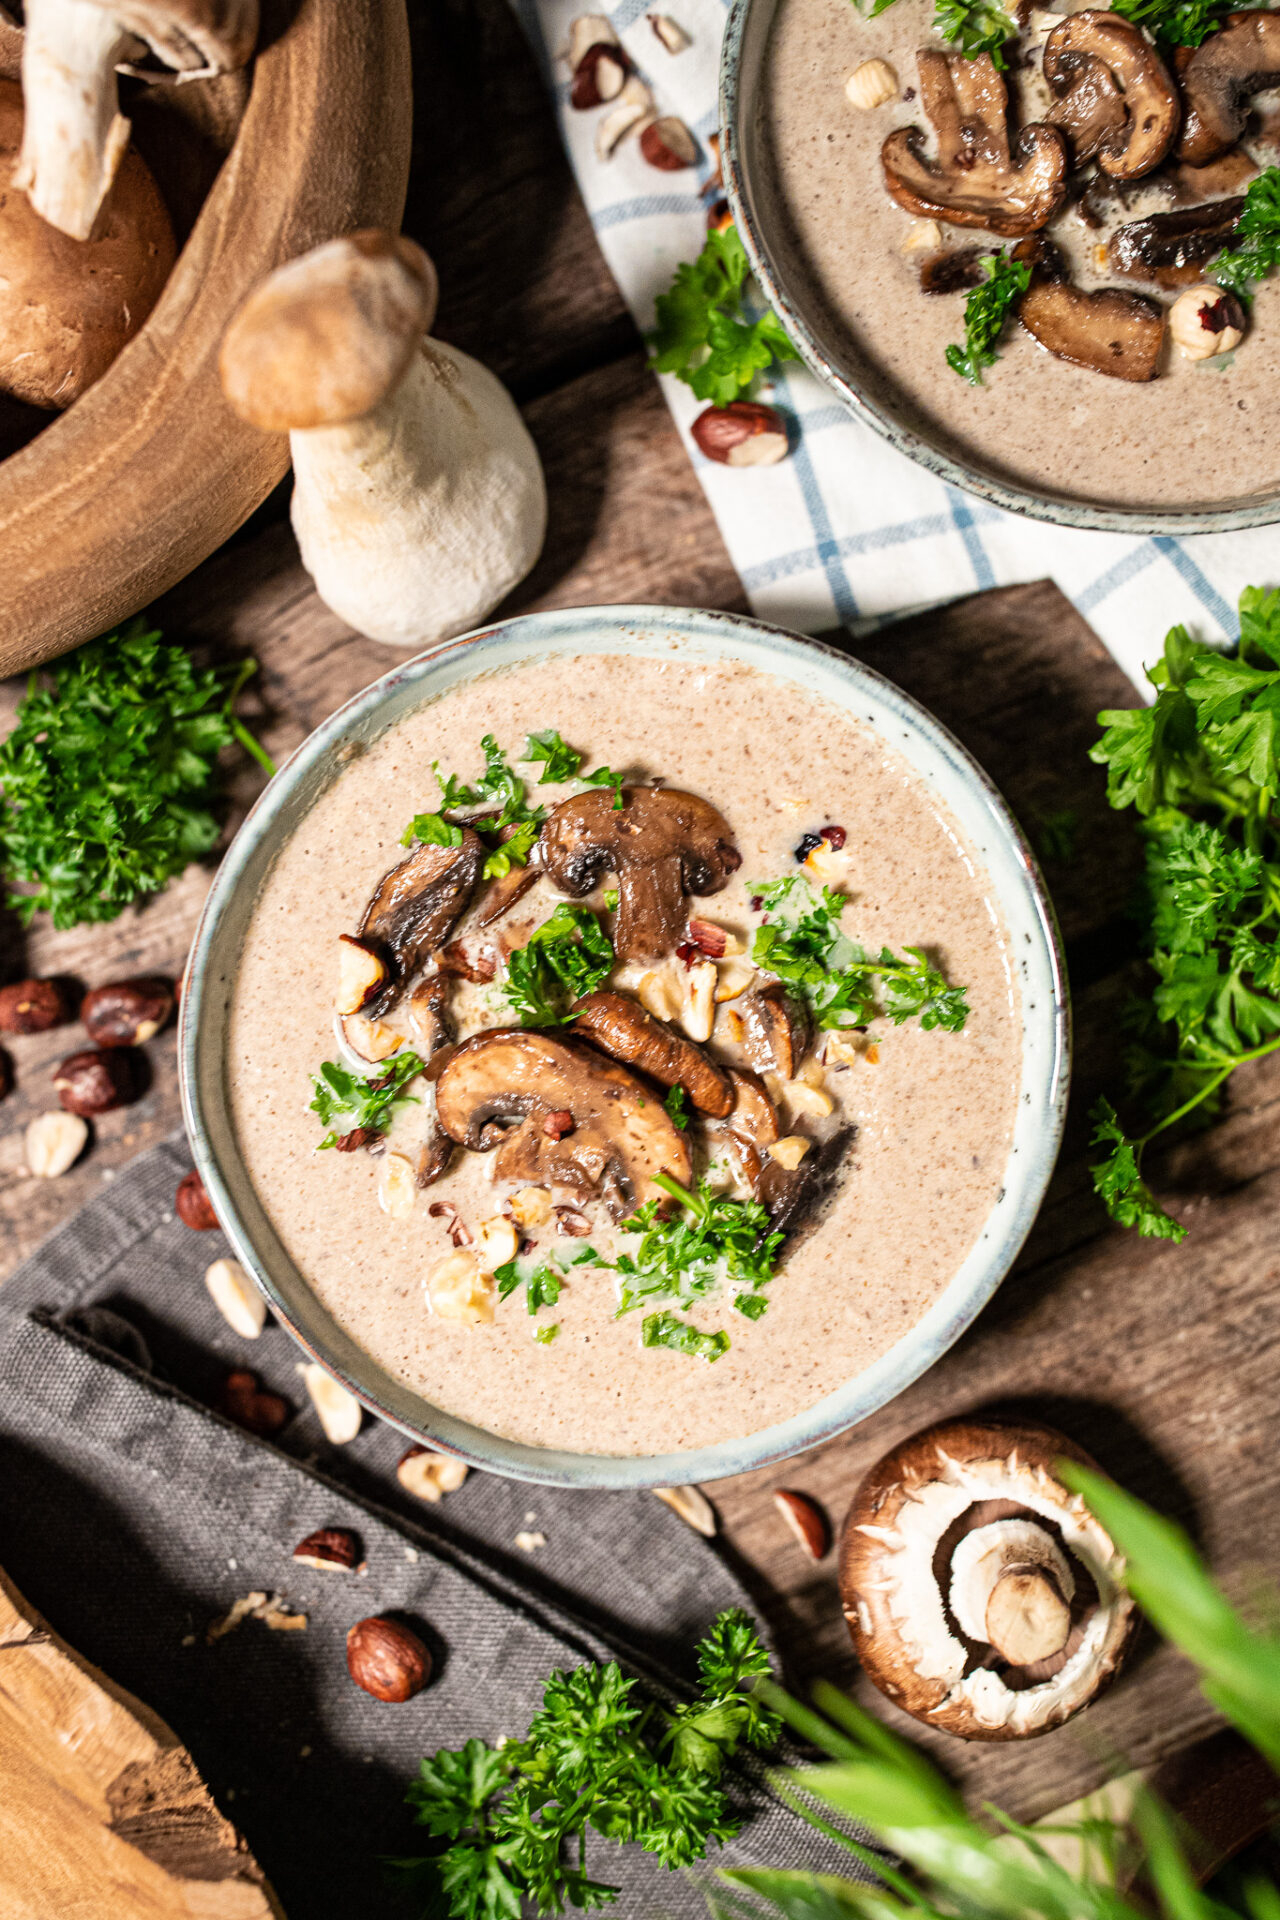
[434,1029,692,1217]
[1015,236,1165,380]
[17,0,258,240]
[540,786,741,966]
[839,1417,1136,1741]
[570,989,734,1117]
[1176,10,1280,165]
[357,827,486,1021]
[1043,11,1180,178]
[881,50,1068,235]
[1108,196,1247,288]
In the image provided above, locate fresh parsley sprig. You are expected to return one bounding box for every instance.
[751,877,969,1032]
[524,728,625,808]
[399,1610,778,1918]
[1110,0,1231,47]
[615,1173,784,1326]
[1213,166,1280,303]
[945,250,1031,386]
[503,903,615,1026]
[1089,587,1280,1240]
[865,0,1016,64]
[651,226,797,406]
[308,1051,425,1149]
[0,620,273,930]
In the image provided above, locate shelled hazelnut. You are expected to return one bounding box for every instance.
[81,976,173,1047]
[691,401,788,467]
[293,1527,361,1572]
[176,1169,220,1230]
[26,1110,88,1178]
[640,116,699,170]
[397,1444,470,1502]
[218,1368,288,1436]
[53,1047,140,1116]
[1169,284,1246,359]
[0,977,68,1034]
[347,1615,432,1701]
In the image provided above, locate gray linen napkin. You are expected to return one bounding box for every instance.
[0,1135,874,1917]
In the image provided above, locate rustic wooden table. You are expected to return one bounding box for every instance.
[3,0,1276,1831]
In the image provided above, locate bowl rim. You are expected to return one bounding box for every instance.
[181,603,1070,1488]
[718,0,1280,538]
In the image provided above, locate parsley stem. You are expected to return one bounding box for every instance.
[652,1172,701,1213]
[1134,1034,1280,1155]
[231,717,277,778]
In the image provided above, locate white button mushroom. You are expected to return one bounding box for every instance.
[219,230,547,649]
[16,0,258,240]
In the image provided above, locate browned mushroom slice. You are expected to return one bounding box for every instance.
[882,51,1067,235]
[919,246,985,294]
[1108,196,1246,288]
[1177,10,1280,165]
[737,981,811,1080]
[473,861,539,927]
[722,1069,850,1235]
[1016,237,1164,380]
[570,990,734,1117]
[416,1122,454,1188]
[540,787,741,965]
[434,1029,692,1218]
[407,973,455,1059]
[1044,11,1179,179]
[359,828,485,1015]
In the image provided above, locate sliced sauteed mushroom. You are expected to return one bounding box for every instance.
[407,974,455,1059]
[473,860,539,928]
[540,787,741,966]
[1108,196,1246,288]
[721,1068,851,1236]
[1176,10,1280,166]
[336,935,388,1017]
[918,246,985,294]
[570,989,734,1117]
[434,1030,692,1217]
[737,981,811,1080]
[882,51,1067,235]
[1016,236,1164,380]
[1169,146,1258,199]
[839,1418,1136,1741]
[358,829,485,1016]
[1043,11,1179,179]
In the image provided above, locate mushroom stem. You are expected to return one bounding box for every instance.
[948,1514,1075,1662]
[985,1568,1072,1667]
[16,0,138,240]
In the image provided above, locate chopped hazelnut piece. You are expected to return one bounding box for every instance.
[680,959,717,1043]
[25,1110,88,1179]
[902,218,943,254]
[428,1248,496,1324]
[378,1151,418,1220]
[398,1444,470,1501]
[649,11,691,52]
[205,1257,267,1339]
[845,58,898,110]
[767,1135,811,1170]
[509,1184,552,1229]
[475,1214,520,1272]
[298,1362,362,1444]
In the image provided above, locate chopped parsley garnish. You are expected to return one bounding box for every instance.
[495,1254,565,1315]
[1110,0,1231,46]
[614,1174,783,1324]
[650,225,798,405]
[1088,587,1280,1241]
[502,903,614,1026]
[308,1051,425,1148]
[664,1084,690,1130]
[523,728,626,809]
[945,250,1031,385]
[400,811,464,850]
[751,876,969,1032]
[535,1323,560,1344]
[400,1610,777,1917]
[0,619,273,930]
[434,733,530,826]
[864,0,1016,64]
[1212,166,1280,303]
[642,1313,731,1362]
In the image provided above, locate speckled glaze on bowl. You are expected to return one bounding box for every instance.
[719,0,1280,536]
[180,606,1069,1489]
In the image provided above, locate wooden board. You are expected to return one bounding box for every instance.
[1,0,1275,1833]
[0,1567,278,1917]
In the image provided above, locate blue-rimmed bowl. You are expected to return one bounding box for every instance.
[181,606,1069,1489]
[719,0,1280,536]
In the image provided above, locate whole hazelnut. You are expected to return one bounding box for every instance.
[1169,284,1246,360]
[53,1047,140,1117]
[0,977,68,1034]
[176,1169,220,1231]
[346,1616,432,1701]
[691,400,789,468]
[293,1526,361,1572]
[217,1368,288,1436]
[639,114,699,170]
[81,976,174,1048]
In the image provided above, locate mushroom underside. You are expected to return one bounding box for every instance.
[358,828,485,1016]
[1015,238,1164,380]
[1043,10,1180,179]
[1177,10,1280,165]
[737,981,811,1080]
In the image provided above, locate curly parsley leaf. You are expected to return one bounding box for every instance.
[650,226,797,406]
[503,904,615,1027]
[1111,0,1231,47]
[612,1174,784,1339]
[0,620,273,930]
[945,250,1031,385]
[642,1312,731,1361]
[1213,167,1280,301]
[308,1051,424,1148]
[1089,1099,1189,1242]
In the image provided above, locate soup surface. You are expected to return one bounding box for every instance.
[759,0,1280,510]
[228,650,1023,1456]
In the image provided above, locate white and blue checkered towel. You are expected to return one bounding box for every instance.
[511,0,1277,687]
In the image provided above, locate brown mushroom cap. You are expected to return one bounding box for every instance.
[1044,11,1180,179]
[540,786,741,966]
[358,828,485,1017]
[1108,196,1246,288]
[0,80,175,410]
[1015,237,1164,381]
[571,989,734,1116]
[882,51,1067,236]
[434,1028,692,1215]
[219,231,440,433]
[839,1417,1137,1742]
[1177,10,1280,165]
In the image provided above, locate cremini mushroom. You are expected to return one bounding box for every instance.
[839,1417,1136,1741]
[540,786,741,966]
[1108,195,1247,288]
[882,50,1067,235]
[1176,10,1280,165]
[1043,11,1179,178]
[0,79,175,408]
[434,1029,692,1217]
[570,988,734,1116]
[219,230,547,648]
[1016,236,1164,380]
[17,0,257,240]
[357,827,486,1018]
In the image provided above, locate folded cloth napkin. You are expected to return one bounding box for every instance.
[0,1135,874,1917]
[509,0,1276,685]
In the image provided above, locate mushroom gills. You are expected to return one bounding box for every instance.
[1015,236,1164,380]
[1043,11,1180,179]
[1108,196,1247,289]
[359,828,485,1016]
[570,989,734,1116]
[1177,10,1280,165]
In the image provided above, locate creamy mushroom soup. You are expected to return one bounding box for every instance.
[228,652,1022,1456]
[758,0,1280,509]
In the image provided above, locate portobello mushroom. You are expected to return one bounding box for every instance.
[1108,195,1246,288]
[1015,236,1164,381]
[570,989,734,1117]
[540,786,741,965]
[881,50,1067,235]
[358,828,485,1016]
[737,981,811,1080]
[434,1028,692,1217]
[1176,10,1280,165]
[1044,11,1179,178]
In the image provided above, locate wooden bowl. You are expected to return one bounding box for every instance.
[0,0,412,676]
